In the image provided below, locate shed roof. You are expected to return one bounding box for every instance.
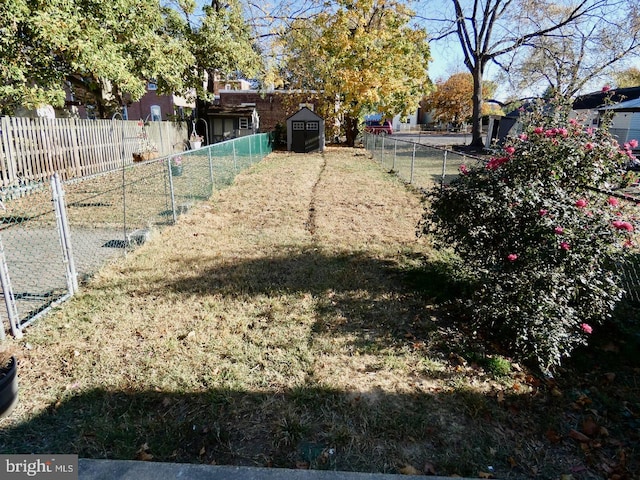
[286,107,323,122]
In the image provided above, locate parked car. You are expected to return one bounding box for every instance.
[364,120,393,136]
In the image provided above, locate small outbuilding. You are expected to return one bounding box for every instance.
[286,107,325,153]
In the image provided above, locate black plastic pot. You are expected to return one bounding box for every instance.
[0,356,18,419]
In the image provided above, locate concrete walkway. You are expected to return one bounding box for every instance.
[79,459,469,480]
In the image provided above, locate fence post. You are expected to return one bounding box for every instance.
[232,140,238,174]
[167,158,178,224]
[380,135,385,166]
[393,139,397,171]
[410,143,416,184]
[441,150,449,190]
[51,173,78,294]
[208,146,215,190]
[0,235,21,339]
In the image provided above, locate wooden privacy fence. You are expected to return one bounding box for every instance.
[0,116,188,192]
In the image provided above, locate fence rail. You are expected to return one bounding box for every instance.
[0,134,272,338]
[0,116,188,191]
[363,132,640,304]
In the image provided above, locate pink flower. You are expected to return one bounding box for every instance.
[624,239,635,248]
[569,118,579,126]
[580,323,593,334]
[607,197,619,206]
[602,85,611,93]
[518,133,528,141]
[585,142,595,151]
[544,128,557,137]
[459,164,469,175]
[554,226,564,234]
[507,253,518,262]
[560,242,570,251]
[504,146,516,156]
[575,198,587,208]
[539,209,548,216]
[630,139,639,149]
[613,220,634,232]
[534,127,544,135]
[486,156,509,170]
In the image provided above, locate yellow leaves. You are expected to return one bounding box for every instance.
[279,0,430,120]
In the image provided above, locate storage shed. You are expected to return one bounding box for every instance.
[286,107,324,153]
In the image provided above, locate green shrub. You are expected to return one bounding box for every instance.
[422,96,639,372]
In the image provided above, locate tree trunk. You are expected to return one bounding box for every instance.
[344,115,359,147]
[470,64,484,148]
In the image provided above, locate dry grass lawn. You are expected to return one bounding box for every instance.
[1,147,638,479]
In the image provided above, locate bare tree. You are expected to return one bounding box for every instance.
[422,0,640,148]
[501,4,640,98]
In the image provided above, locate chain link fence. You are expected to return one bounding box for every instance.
[363,132,640,304]
[0,134,272,338]
[363,133,484,189]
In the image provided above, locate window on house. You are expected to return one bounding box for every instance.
[239,117,250,129]
[150,105,161,121]
[306,122,319,131]
[292,121,305,130]
[148,81,158,91]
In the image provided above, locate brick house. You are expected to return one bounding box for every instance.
[199,87,321,143]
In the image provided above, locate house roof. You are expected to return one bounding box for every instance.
[572,86,640,110]
[206,105,256,117]
[599,97,640,112]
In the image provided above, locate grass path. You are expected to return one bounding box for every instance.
[1,148,637,478]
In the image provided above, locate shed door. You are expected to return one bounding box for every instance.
[291,121,306,153]
[305,121,320,152]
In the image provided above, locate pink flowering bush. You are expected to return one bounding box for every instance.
[422,98,639,371]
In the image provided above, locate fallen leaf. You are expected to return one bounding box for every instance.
[135,443,153,461]
[496,391,505,404]
[423,461,437,475]
[568,429,590,442]
[478,471,493,479]
[551,387,563,397]
[508,457,518,468]
[199,446,206,456]
[295,461,309,469]
[581,416,599,436]
[135,451,154,461]
[399,465,421,475]
[546,429,562,444]
[560,474,574,480]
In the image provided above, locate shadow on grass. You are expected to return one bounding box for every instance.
[142,249,462,353]
[2,251,639,478]
[0,384,534,477]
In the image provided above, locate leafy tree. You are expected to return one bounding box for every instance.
[0,0,194,116]
[278,0,431,146]
[613,67,640,88]
[425,0,640,148]
[0,0,261,117]
[422,73,501,127]
[167,0,262,103]
[423,97,638,371]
